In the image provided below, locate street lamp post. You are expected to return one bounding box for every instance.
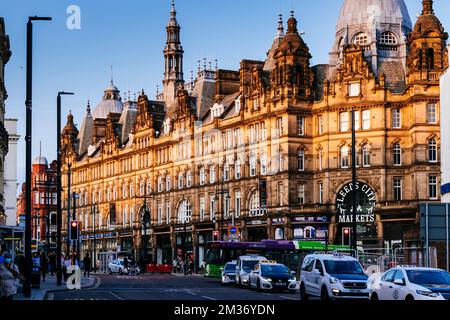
[66,163,71,258]
[91,203,98,273]
[72,192,79,263]
[137,185,155,271]
[23,15,52,298]
[351,109,358,256]
[56,91,74,286]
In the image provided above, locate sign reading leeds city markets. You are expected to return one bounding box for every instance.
[336,182,376,224]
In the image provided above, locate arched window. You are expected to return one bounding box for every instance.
[427,48,434,70]
[249,153,256,177]
[166,175,171,191]
[393,143,402,166]
[249,192,266,217]
[428,138,437,162]
[379,31,397,45]
[235,159,241,179]
[340,146,349,168]
[209,164,216,184]
[260,153,267,175]
[199,167,206,185]
[298,150,305,171]
[177,200,192,223]
[352,32,370,46]
[362,145,370,167]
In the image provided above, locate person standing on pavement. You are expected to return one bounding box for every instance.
[123,257,129,271]
[0,252,25,300]
[83,253,91,278]
[63,255,71,281]
[40,251,48,282]
[48,252,56,276]
[172,258,177,274]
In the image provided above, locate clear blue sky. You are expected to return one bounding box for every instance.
[2,0,449,189]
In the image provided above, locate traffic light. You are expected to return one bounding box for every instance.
[213,231,219,241]
[342,227,351,246]
[70,220,79,240]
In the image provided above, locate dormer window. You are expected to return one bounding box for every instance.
[211,103,224,118]
[348,83,360,97]
[163,119,171,134]
[379,31,397,45]
[352,32,370,46]
[235,97,241,113]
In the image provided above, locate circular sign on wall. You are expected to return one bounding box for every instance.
[336,181,376,224]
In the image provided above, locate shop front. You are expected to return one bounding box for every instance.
[154,226,172,265]
[270,217,286,240]
[119,230,134,257]
[195,223,214,269]
[244,218,268,242]
[174,225,193,259]
[291,215,329,241]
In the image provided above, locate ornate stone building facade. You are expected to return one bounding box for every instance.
[61,0,447,266]
[0,18,11,226]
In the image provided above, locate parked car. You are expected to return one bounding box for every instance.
[108,259,126,274]
[369,266,450,301]
[299,253,369,300]
[235,255,267,287]
[249,260,297,293]
[221,261,237,285]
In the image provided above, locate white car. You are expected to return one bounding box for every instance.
[299,253,369,300]
[249,261,297,293]
[221,261,237,285]
[235,255,267,287]
[369,266,450,301]
[108,259,126,274]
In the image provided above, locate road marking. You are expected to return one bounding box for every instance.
[202,295,217,301]
[109,292,125,300]
[279,295,298,301]
[185,290,198,296]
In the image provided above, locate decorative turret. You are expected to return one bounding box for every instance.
[163,0,184,105]
[407,0,448,81]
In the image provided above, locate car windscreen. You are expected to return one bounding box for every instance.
[406,270,450,286]
[323,260,364,275]
[242,260,259,271]
[224,264,236,272]
[261,265,289,275]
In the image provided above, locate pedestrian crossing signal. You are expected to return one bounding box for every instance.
[213,231,219,241]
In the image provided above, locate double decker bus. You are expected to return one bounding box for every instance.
[204,240,351,278]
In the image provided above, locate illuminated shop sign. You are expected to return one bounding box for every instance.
[336,181,376,224]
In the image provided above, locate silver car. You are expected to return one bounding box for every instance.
[221,261,237,285]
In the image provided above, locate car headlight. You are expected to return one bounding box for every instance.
[261,277,272,282]
[330,277,340,284]
[416,290,440,298]
[289,276,296,282]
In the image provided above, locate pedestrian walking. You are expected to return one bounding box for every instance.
[83,253,91,278]
[0,252,25,301]
[40,251,48,282]
[48,252,56,276]
[63,255,71,281]
[172,258,177,274]
[179,259,185,275]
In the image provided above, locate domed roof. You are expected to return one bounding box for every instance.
[33,156,48,165]
[92,82,123,119]
[336,0,412,32]
[411,1,447,39]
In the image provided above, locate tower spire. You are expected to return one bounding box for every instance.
[277,14,284,37]
[110,65,114,85]
[163,0,184,105]
[86,100,91,114]
[422,0,434,15]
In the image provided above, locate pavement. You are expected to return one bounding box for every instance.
[14,272,99,300]
[49,273,300,301]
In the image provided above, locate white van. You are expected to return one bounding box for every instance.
[235,255,267,286]
[299,253,369,300]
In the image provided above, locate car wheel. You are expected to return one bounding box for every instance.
[405,295,414,301]
[257,279,261,291]
[119,268,123,275]
[108,268,112,275]
[371,293,379,301]
[320,286,330,301]
[300,283,309,301]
